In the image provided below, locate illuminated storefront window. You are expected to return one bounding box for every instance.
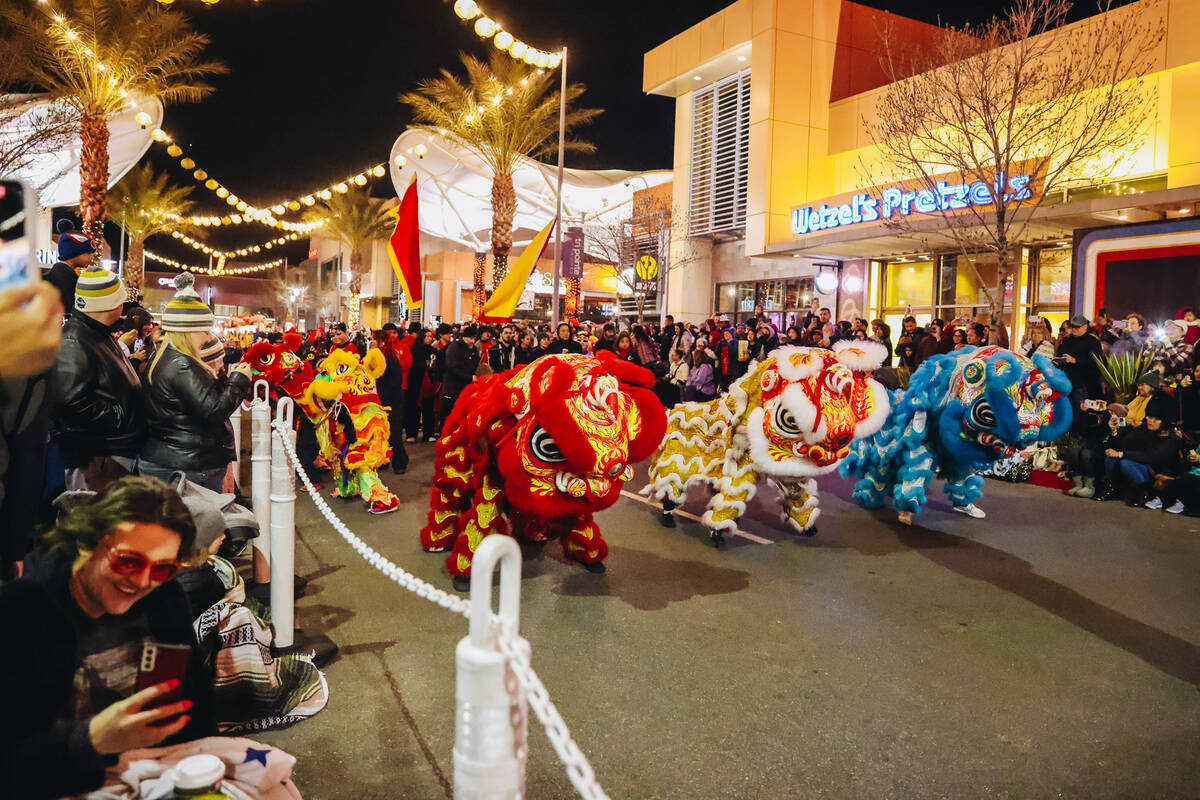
[714,277,816,328]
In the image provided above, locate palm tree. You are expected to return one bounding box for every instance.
[108,162,198,297]
[4,0,225,249]
[400,52,599,286]
[302,188,392,318]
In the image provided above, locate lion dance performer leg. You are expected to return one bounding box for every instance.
[419,352,666,590]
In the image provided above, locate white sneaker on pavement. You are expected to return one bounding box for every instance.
[1166,500,1185,514]
[1145,496,1164,510]
[953,503,986,519]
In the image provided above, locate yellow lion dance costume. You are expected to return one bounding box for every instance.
[644,342,890,546]
[302,348,400,514]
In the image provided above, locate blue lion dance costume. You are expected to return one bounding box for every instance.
[841,345,1072,519]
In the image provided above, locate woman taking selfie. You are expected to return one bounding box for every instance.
[0,476,213,799]
[139,274,252,491]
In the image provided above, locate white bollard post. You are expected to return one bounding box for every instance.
[230,401,244,477]
[269,397,296,649]
[454,536,528,800]
[250,380,272,573]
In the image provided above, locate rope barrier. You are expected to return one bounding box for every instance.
[268,419,610,800]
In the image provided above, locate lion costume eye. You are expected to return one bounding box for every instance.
[772,403,803,437]
[969,398,996,429]
[529,426,566,463]
[260,353,275,366]
[335,363,351,375]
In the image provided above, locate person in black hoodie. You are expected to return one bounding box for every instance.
[0,477,214,800]
[544,322,583,355]
[442,325,480,416]
[1098,396,1180,504]
[43,219,94,315]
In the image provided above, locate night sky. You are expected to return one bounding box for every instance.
[140,0,1019,265]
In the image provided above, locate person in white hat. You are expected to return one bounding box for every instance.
[137,274,252,492]
[50,266,146,491]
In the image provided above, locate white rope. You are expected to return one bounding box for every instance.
[269,420,609,800]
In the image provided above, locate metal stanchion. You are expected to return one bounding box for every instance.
[250,380,272,573]
[454,536,528,799]
[269,397,296,649]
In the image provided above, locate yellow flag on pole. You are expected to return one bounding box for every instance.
[479,216,558,323]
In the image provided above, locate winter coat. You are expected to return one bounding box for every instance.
[142,345,250,471]
[543,337,583,356]
[443,339,480,399]
[1111,424,1179,474]
[50,311,147,468]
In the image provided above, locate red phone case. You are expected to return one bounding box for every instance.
[136,640,191,723]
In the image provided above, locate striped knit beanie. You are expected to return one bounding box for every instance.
[198,334,224,367]
[162,272,214,332]
[73,267,124,313]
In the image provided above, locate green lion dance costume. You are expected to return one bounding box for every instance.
[840,344,1072,523]
[644,343,891,546]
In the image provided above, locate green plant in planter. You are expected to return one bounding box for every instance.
[1092,350,1151,403]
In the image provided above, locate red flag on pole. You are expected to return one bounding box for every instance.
[387,174,421,309]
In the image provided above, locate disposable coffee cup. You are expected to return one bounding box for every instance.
[173,754,225,790]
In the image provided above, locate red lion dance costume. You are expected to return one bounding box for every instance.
[420,353,666,589]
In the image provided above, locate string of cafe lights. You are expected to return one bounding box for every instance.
[168,227,305,259]
[448,0,561,69]
[145,249,286,276]
[149,208,323,234]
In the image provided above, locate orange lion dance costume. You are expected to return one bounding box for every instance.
[420,353,667,589]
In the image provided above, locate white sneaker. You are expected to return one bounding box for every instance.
[1166,500,1185,514]
[1144,496,1163,510]
[953,503,986,518]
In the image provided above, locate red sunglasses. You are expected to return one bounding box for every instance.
[103,545,181,583]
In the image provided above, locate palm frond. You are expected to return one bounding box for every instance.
[1093,349,1151,403]
[108,162,199,240]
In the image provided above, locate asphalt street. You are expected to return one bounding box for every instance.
[255,445,1200,799]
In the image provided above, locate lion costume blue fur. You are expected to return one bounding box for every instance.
[840,345,1072,516]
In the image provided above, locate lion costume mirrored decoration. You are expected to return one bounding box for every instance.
[841,345,1072,521]
[644,343,891,546]
[420,353,666,588]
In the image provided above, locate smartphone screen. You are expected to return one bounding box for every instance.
[0,180,34,293]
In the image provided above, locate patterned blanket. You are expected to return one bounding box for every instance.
[193,557,328,733]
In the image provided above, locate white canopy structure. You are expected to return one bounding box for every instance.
[387,128,671,258]
[0,93,162,208]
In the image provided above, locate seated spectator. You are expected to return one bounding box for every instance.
[1064,399,1112,499]
[965,323,987,347]
[614,331,642,365]
[784,325,804,346]
[1097,397,1179,505]
[896,341,918,371]
[0,476,213,799]
[1124,371,1168,428]
[684,349,716,403]
[870,320,893,365]
[1157,443,1200,514]
[950,328,968,350]
[1178,362,1200,442]
[655,349,690,407]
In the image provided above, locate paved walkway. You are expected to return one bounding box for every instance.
[256,447,1200,799]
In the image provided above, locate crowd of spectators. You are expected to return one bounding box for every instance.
[6,220,1200,797]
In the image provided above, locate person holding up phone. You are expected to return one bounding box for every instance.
[0,476,214,800]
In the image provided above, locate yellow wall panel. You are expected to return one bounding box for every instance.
[746,119,772,217]
[723,0,754,46]
[745,213,767,256]
[672,26,702,79]
[1168,163,1200,189]
[749,30,775,124]
[1167,0,1200,70]
[811,0,840,44]
[770,31,814,125]
[809,37,837,126]
[775,0,814,37]
[1168,65,1200,169]
[642,45,671,93]
[767,213,794,245]
[805,127,834,201]
[827,99,856,154]
[752,0,776,37]
[699,14,726,63]
[768,121,811,213]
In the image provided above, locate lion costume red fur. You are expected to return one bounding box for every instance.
[420,352,667,584]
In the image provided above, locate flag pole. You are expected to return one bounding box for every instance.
[551,46,567,329]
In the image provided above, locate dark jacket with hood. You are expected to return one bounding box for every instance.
[142,344,250,470]
[0,548,214,800]
[50,310,147,468]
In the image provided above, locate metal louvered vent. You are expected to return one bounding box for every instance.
[689,70,750,237]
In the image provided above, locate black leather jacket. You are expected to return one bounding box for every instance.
[50,311,146,467]
[142,345,250,470]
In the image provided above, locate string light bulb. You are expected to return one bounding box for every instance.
[394,155,407,167]
[180,157,195,170]
[135,111,152,128]
[453,0,480,19]
[152,129,168,142]
[205,179,218,190]
[474,17,497,37]
[494,30,514,50]
[353,174,367,186]
[302,195,315,205]
[194,169,207,181]
[334,182,348,193]
[510,41,527,59]
[414,143,427,157]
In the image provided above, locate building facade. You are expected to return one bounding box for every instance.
[645,0,1200,336]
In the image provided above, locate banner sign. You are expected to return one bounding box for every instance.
[562,228,584,280]
[633,248,661,294]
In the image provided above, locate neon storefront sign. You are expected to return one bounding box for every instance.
[791,173,1032,235]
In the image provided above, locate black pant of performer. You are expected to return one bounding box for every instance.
[379,387,408,473]
[296,415,321,485]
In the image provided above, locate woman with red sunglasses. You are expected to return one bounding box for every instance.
[0,476,215,800]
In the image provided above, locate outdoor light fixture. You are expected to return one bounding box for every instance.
[135,111,152,128]
[842,274,863,292]
[453,0,480,19]
[414,144,428,157]
[393,155,406,167]
[495,31,514,50]
[815,264,839,295]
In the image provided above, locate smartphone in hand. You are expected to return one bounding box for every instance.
[0,179,35,295]
[136,640,191,726]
